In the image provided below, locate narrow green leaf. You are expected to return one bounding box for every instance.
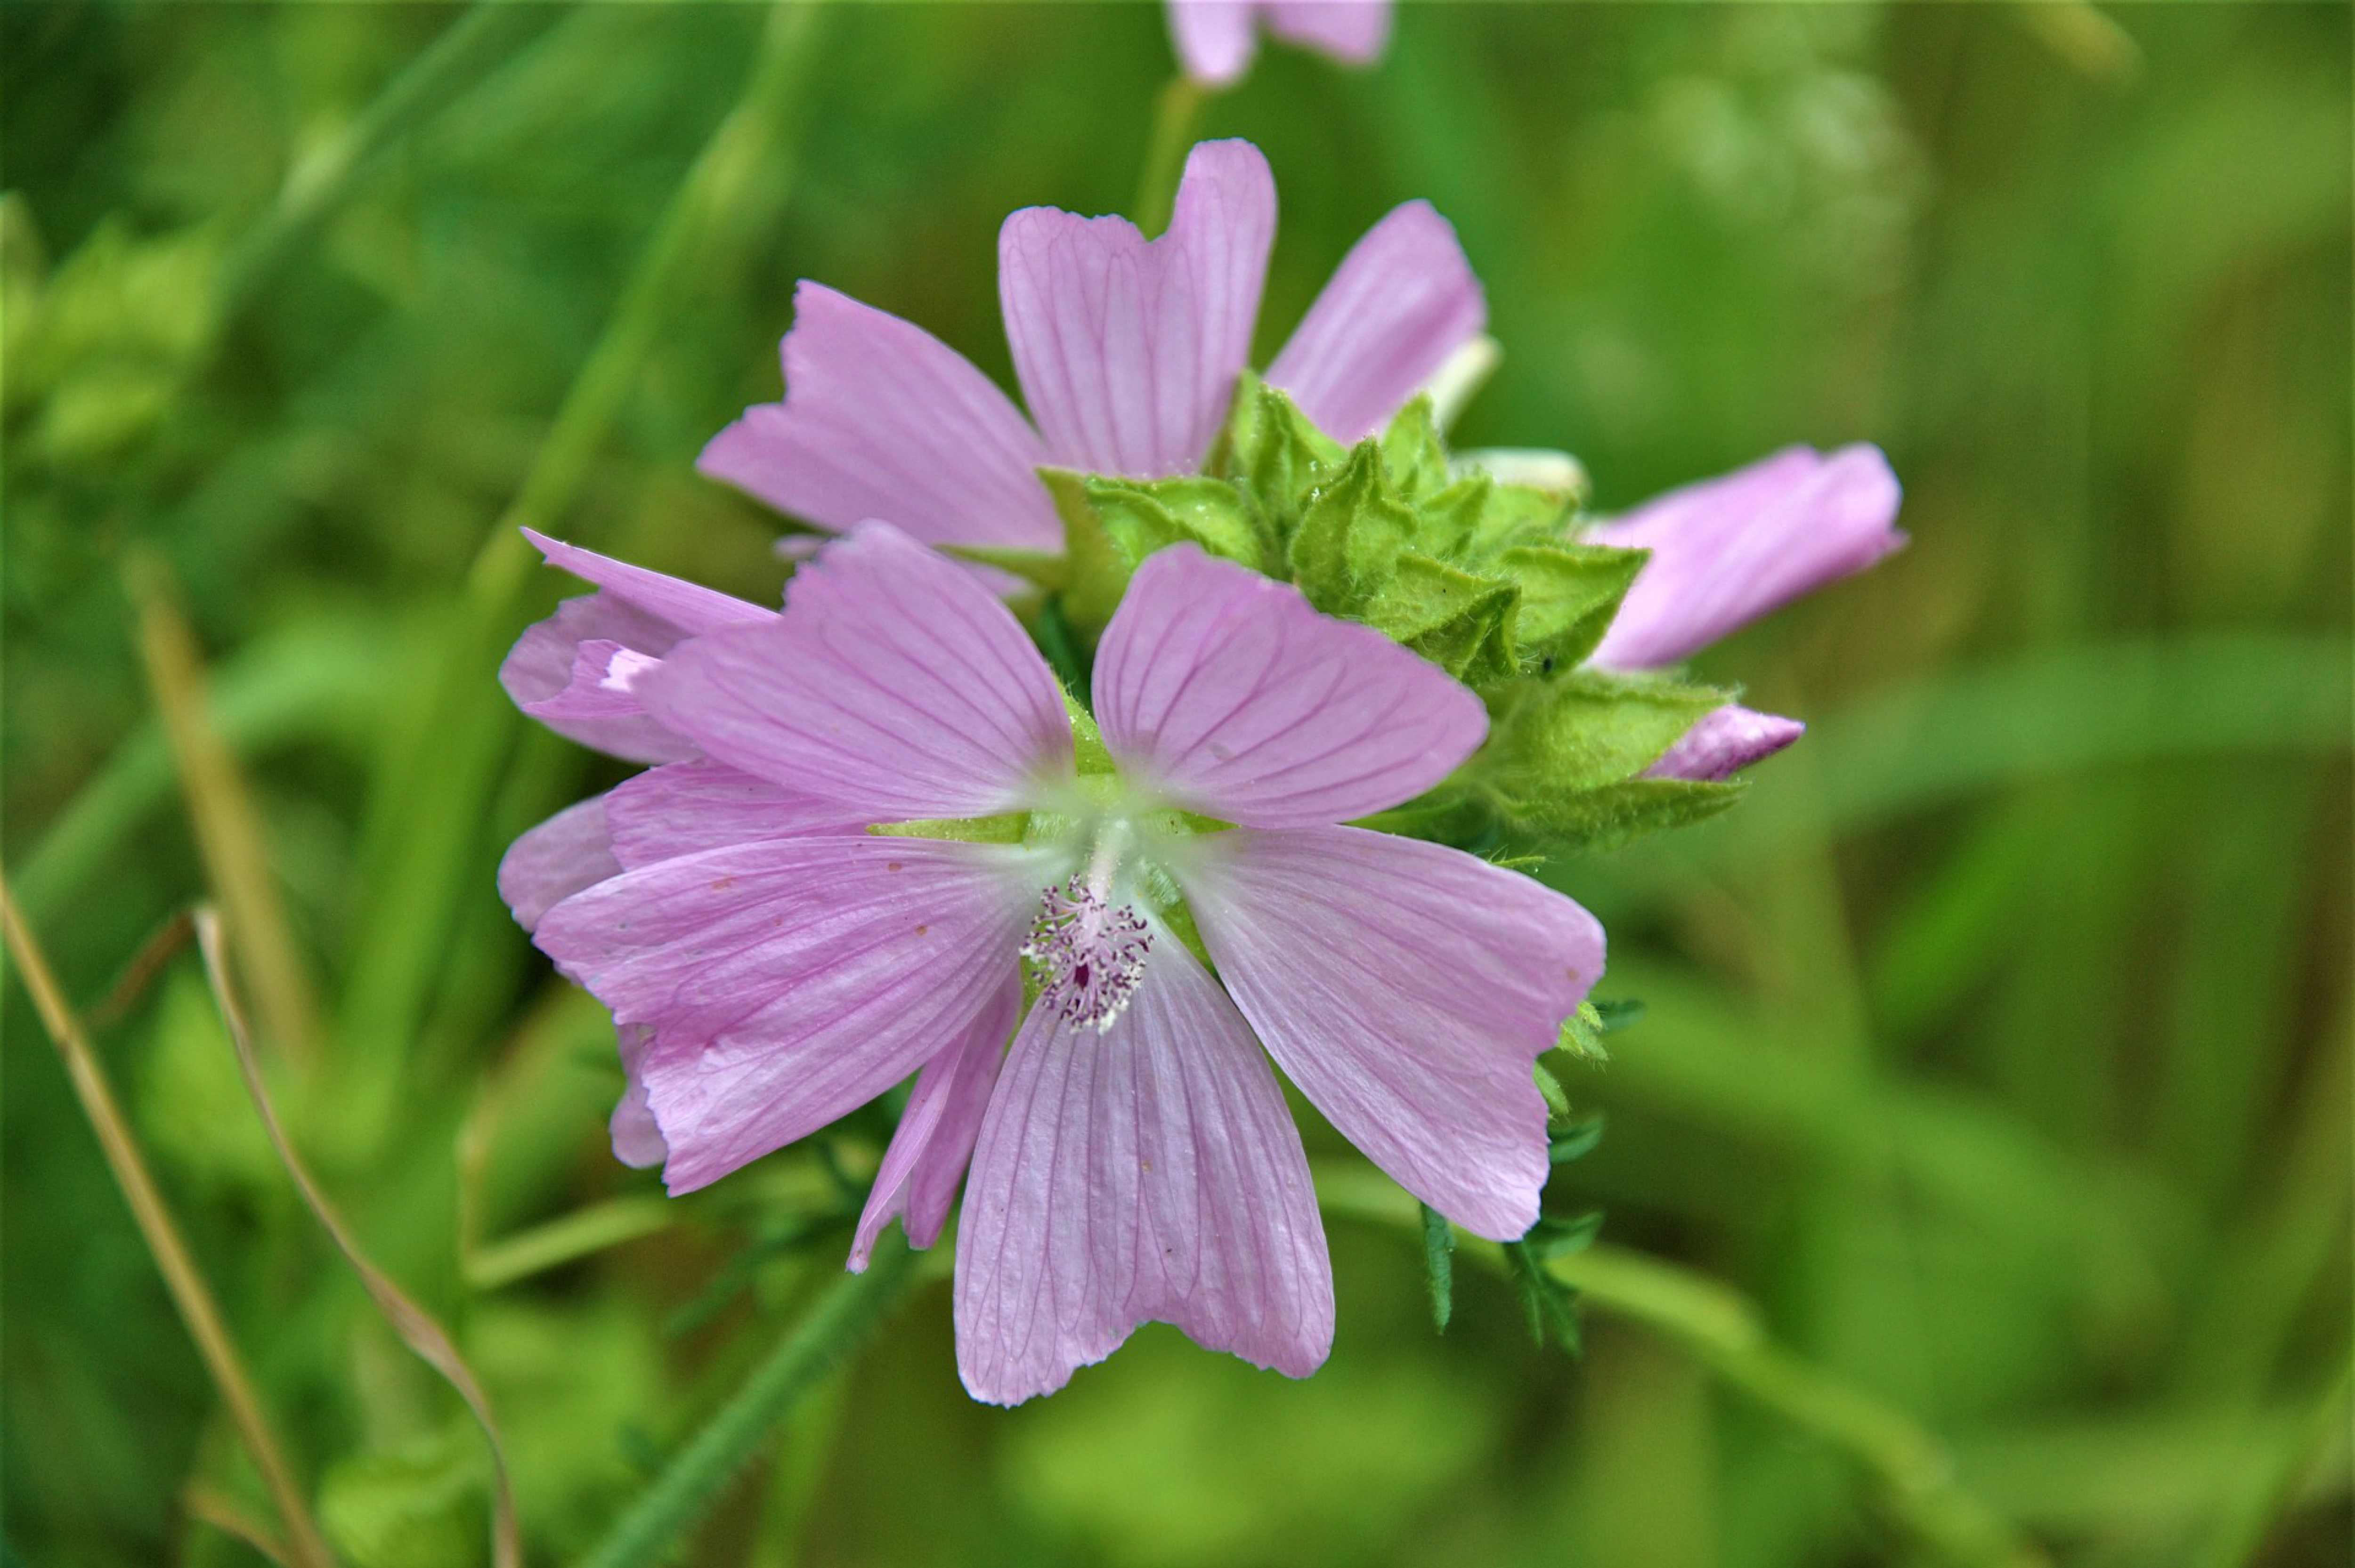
[1548,1113,1607,1165]
[1504,1238,1584,1353]
[1535,1059,1573,1123]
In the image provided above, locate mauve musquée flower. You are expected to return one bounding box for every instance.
[699,139,1482,561]
[1166,0,1391,87]
[1591,445,1905,781]
[511,525,1604,1403]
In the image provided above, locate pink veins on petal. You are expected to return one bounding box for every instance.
[506,524,1607,1404]
[699,138,1484,559]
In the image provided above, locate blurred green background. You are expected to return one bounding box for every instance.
[4,3,2349,1566]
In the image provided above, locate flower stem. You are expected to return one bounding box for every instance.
[0,879,338,1568]
[1132,74,1209,235]
[577,1236,924,1568]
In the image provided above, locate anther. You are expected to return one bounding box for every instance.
[1020,875,1152,1032]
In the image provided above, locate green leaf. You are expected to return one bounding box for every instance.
[1548,1113,1607,1165]
[1489,542,1648,670]
[1419,1203,1456,1334]
[1504,1238,1584,1353]
[1363,551,1519,683]
[1534,1059,1573,1122]
[1591,996,1647,1033]
[1285,442,1417,614]
[1524,1210,1605,1261]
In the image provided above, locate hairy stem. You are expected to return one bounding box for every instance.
[578,1237,924,1568]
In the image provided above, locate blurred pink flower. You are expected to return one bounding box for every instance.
[506,525,1604,1403]
[1589,445,1905,780]
[700,139,1482,559]
[1166,0,1392,87]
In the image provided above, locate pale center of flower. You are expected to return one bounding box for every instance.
[1019,829,1154,1032]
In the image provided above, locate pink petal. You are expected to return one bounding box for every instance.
[500,603,696,764]
[1261,0,1392,63]
[955,936,1333,1405]
[1092,545,1487,827]
[1166,0,1259,85]
[1588,444,1906,670]
[638,525,1072,821]
[999,140,1274,477]
[533,835,1038,1194]
[611,1024,666,1168]
[501,533,776,762]
[849,975,1019,1269]
[698,283,1061,554]
[521,639,661,731]
[1175,825,1604,1240]
[1265,200,1485,444]
[605,759,871,867]
[498,795,619,933]
[1644,704,1805,782]
[522,529,780,636]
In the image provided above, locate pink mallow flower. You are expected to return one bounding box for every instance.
[1592,445,1906,782]
[1166,0,1391,87]
[503,525,1604,1404]
[698,139,1483,561]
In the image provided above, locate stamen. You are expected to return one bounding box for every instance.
[1021,875,1152,1032]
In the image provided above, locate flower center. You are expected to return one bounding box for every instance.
[1021,874,1152,1033]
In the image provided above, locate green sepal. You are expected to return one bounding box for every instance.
[1453,668,1744,853]
[1379,395,1451,501]
[941,544,1066,591]
[1558,1000,1609,1063]
[1083,473,1272,574]
[1363,551,1521,684]
[867,814,1031,844]
[1560,994,1646,1062]
[1419,1203,1456,1334]
[1208,372,1345,535]
[1063,689,1116,776]
[1285,441,1417,614]
[1489,542,1648,671]
[1513,775,1747,857]
[1036,466,1140,637]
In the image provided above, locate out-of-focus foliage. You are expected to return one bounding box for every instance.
[3,5,2347,1566]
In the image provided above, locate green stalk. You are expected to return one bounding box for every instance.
[577,1238,924,1568]
[0,882,339,1568]
[214,1,562,324]
[1131,74,1210,235]
[332,0,824,1146]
